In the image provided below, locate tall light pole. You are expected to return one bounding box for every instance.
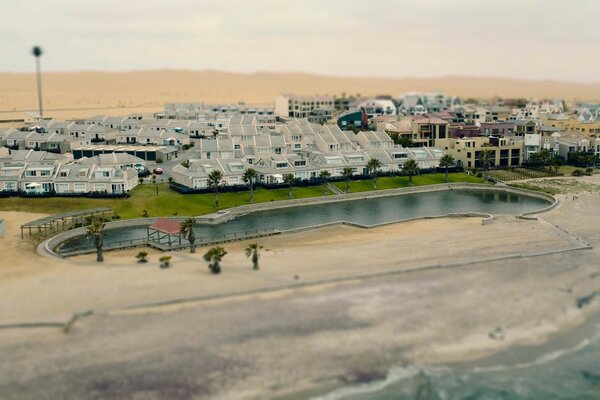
[32,46,43,117]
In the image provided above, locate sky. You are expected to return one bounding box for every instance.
[2,0,599,82]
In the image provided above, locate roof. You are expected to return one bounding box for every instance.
[149,218,181,235]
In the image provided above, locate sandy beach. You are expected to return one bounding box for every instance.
[0,178,599,399]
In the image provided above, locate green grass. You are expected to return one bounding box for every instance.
[0,173,484,219]
[333,172,485,193]
[0,184,332,219]
[508,183,561,196]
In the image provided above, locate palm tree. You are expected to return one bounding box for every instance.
[319,170,331,194]
[439,154,455,183]
[342,167,353,194]
[283,173,295,199]
[245,242,263,270]
[366,158,382,189]
[243,168,258,204]
[402,159,419,184]
[207,170,223,208]
[31,46,43,117]
[180,218,196,253]
[86,218,105,262]
[203,246,227,274]
[479,149,493,181]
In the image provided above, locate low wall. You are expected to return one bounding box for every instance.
[40,183,556,259]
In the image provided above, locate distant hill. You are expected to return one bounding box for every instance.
[0,70,598,120]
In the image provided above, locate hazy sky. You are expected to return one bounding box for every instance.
[2,0,599,82]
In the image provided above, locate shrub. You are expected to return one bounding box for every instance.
[142,209,149,217]
[156,158,164,164]
[572,169,583,177]
[136,251,148,263]
[139,178,144,184]
[585,167,594,176]
[159,255,172,269]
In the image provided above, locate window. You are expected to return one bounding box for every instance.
[294,160,306,167]
[275,162,288,169]
[393,153,408,159]
[25,171,37,177]
[274,148,282,155]
[294,144,301,149]
[74,183,87,192]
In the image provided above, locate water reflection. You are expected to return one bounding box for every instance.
[57,190,549,254]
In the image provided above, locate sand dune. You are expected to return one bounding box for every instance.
[1,70,599,121]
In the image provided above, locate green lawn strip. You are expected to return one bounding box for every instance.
[507,183,561,196]
[333,173,484,193]
[0,184,332,219]
[0,174,483,219]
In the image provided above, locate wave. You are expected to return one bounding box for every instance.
[309,365,423,400]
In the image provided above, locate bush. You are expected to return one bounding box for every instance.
[585,167,594,176]
[159,256,172,269]
[156,158,164,164]
[142,209,149,217]
[136,251,148,263]
[572,169,584,177]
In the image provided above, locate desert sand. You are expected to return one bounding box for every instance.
[0,178,599,399]
[1,71,600,121]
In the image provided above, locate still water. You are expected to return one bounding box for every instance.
[56,189,549,254]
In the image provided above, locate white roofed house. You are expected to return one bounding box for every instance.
[3,129,31,150]
[551,130,591,161]
[75,153,147,173]
[118,127,190,147]
[53,164,139,195]
[171,158,246,190]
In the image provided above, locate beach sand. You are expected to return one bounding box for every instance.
[0,179,599,399]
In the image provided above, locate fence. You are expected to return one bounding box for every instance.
[57,227,279,257]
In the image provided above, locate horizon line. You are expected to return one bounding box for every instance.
[1,68,598,86]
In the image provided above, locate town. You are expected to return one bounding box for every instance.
[1,92,598,196]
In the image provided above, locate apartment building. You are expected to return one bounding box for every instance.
[275,93,334,118]
[437,136,523,169]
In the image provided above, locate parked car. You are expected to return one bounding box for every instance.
[152,168,164,175]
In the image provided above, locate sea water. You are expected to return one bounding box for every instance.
[312,314,600,400]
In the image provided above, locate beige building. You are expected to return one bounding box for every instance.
[436,136,523,169]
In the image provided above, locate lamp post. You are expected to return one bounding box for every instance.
[31,46,43,117]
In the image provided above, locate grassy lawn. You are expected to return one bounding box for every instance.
[0,173,484,219]
[508,183,561,196]
[333,172,485,193]
[0,184,332,219]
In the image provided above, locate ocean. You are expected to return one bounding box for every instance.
[311,312,600,400]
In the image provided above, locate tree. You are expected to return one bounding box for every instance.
[478,149,493,181]
[528,149,551,169]
[402,159,419,184]
[180,218,196,253]
[86,218,105,262]
[366,158,382,189]
[548,156,564,174]
[32,46,43,117]
[245,243,263,270]
[203,246,227,274]
[207,170,223,208]
[342,167,353,194]
[283,173,295,199]
[319,170,331,194]
[439,154,455,183]
[243,168,258,204]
